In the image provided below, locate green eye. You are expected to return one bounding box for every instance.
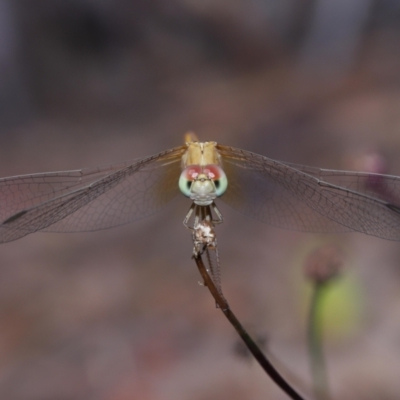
[213,174,228,197]
[203,165,228,197]
[179,174,192,197]
[179,166,200,197]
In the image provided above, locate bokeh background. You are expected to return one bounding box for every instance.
[0,1,400,399]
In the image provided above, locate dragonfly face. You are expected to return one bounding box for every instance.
[179,164,228,206]
[179,141,228,206]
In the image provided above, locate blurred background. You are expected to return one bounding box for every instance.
[0,0,400,399]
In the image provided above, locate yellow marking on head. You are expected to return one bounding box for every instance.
[184,131,199,143]
[182,141,221,167]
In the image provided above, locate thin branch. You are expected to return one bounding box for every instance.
[193,253,308,400]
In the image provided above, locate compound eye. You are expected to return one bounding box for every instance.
[179,165,201,197]
[203,165,228,197]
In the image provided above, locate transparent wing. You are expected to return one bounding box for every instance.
[0,146,186,243]
[217,145,400,240]
[281,161,400,204]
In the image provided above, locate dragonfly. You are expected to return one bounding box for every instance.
[0,132,400,245]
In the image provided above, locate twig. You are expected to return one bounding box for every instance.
[193,253,307,400]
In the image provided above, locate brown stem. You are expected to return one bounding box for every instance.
[193,253,307,400]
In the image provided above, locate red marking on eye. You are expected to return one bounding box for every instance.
[183,165,224,180]
[184,165,202,180]
[203,165,223,180]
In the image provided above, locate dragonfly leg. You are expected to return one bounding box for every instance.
[211,202,223,224]
[183,203,196,229]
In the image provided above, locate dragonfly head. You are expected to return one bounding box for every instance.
[179,165,228,206]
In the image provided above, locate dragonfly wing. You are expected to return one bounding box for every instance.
[217,145,400,240]
[0,164,127,221]
[281,161,400,205]
[0,146,186,243]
